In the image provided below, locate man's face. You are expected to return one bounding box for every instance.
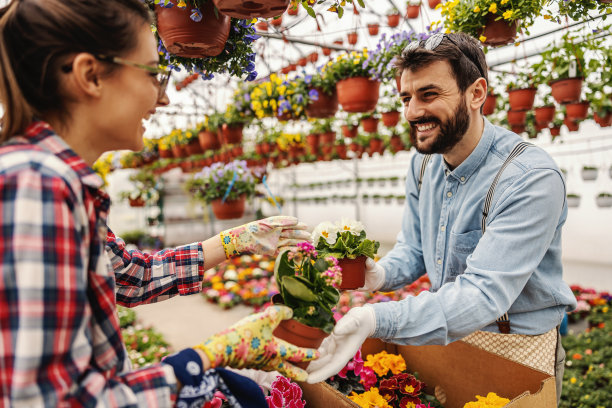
[399,60,470,155]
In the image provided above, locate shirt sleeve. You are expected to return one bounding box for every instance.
[0,169,178,407]
[372,168,566,345]
[106,230,205,307]
[377,153,427,291]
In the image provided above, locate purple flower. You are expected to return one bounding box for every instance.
[308,89,319,101]
[190,8,202,22]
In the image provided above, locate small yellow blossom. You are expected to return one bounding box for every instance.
[501,0,509,4]
[570,377,577,384]
[479,35,487,43]
[473,5,480,12]
[489,3,497,13]
[503,10,513,19]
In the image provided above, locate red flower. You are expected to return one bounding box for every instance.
[380,377,399,390]
[379,386,397,403]
[399,395,422,408]
[396,373,423,396]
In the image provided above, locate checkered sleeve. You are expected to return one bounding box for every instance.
[0,168,178,406]
[106,230,205,307]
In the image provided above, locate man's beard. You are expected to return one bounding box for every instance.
[409,96,470,155]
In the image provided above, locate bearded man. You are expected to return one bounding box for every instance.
[306,33,576,405]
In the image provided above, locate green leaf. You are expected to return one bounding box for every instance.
[337,6,344,18]
[304,4,316,18]
[281,276,318,302]
[356,0,365,7]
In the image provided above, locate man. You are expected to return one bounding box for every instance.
[306,33,576,404]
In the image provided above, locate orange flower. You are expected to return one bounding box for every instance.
[572,353,583,360]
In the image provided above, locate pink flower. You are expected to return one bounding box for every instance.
[359,366,378,390]
[267,389,283,408]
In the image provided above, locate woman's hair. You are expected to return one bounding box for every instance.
[0,0,152,141]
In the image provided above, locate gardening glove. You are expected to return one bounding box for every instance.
[358,258,386,292]
[306,305,376,384]
[219,216,311,258]
[194,305,319,382]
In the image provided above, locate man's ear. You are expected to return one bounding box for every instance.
[469,77,488,112]
[64,53,104,99]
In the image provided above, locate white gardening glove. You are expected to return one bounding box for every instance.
[357,258,386,292]
[306,305,376,384]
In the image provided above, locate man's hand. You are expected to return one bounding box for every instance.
[306,306,376,384]
[357,258,386,292]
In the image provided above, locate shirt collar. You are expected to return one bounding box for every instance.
[444,117,495,184]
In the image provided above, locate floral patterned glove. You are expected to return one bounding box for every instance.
[219,216,311,258]
[194,305,318,382]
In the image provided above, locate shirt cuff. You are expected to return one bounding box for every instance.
[173,242,205,295]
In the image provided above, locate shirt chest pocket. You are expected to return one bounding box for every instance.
[446,229,481,283]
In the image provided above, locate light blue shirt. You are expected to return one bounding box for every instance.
[372,118,577,345]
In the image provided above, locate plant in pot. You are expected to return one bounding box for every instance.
[359,111,380,133]
[595,192,612,208]
[586,79,612,128]
[378,90,402,127]
[566,193,581,208]
[312,219,380,290]
[186,160,256,219]
[119,169,160,208]
[438,0,544,46]
[294,71,338,119]
[181,127,204,156]
[533,92,556,126]
[581,165,598,182]
[197,115,222,151]
[542,31,587,105]
[505,70,537,112]
[222,104,250,145]
[386,6,401,27]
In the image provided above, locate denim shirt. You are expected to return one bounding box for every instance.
[372,118,577,345]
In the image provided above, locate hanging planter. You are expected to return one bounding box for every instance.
[255,20,268,31]
[565,101,589,121]
[508,88,537,111]
[342,124,358,138]
[306,133,319,153]
[368,138,384,154]
[550,125,561,137]
[581,166,598,181]
[335,144,348,160]
[387,13,401,27]
[211,0,290,19]
[308,52,319,63]
[336,77,380,113]
[322,47,332,56]
[361,117,379,133]
[367,23,380,36]
[319,131,336,145]
[347,32,358,45]
[481,15,518,46]
[507,110,527,125]
[566,194,581,208]
[549,77,583,104]
[185,139,204,156]
[199,130,221,150]
[129,197,146,208]
[222,124,244,144]
[596,193,612,208]
[406,5,420,19]
[534,106,555,124]
[286,2,298,15]
[297,57,308,67]
[211,194,246,220]
[337,256,367,290]
[159,147,173,159]
[269,16,283,26]
[510,124,526,134]
[156,1,231,58]
[563,117,579,132]
[171,144,187,159]
[305,89,338,118]
[594,112,612,127]
[428,0,442,7]
[381,111,401,127]
[482,93,497,116]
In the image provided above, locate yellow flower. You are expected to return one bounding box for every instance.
[479,35,487,43]
[489,3,497,13]
[502,9,513,20]
[177,0,187,8]
[570,377,577,384]
[473,6,480,12]
[501,0,509,4]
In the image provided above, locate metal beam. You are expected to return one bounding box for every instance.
[256,32,356,51]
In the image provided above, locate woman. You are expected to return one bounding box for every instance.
[0,0,314,406]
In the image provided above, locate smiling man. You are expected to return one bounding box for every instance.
[307,33,576,405]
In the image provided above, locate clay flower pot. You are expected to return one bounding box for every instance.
[335,144,348,160]
[594,112,612,127]
[549,77,583,104]
[550,126,561,137]
[287,4,298,15]
[510,124,525,134]
[367,23,379,36]
[406,5,420,19]
[171,144,187,158]
[347,32,358,45]
[481,16,518,46]
[308,52,319,63]
[159,147,173,159]
[508,88,537,111]
[319,131,336,144]
[185,139,204,156]
[306,89,338,118]
[156,1,231,58]
[342,125,358,138]
[306,133,319,153]
[211,194,246,220]
[381,111,401,127]
[199,130,221,151]
[565,101,589,121]
[387,13,401,27]
[129,197,146,207]
[507,110,527,125]
[222,124,244,144]
[361,117,379,133]
[368,138,384,155]
[534,106,555,124]
[337,256,367,290]
[255,20,268,31]
[297,57,307,67]
[336,77,381,113]
[322,47,332,56]
[211,0,290,19]
[272,316,328,369]
[563,117,579,132]
[482,93,497,116]
[428,0,441,7]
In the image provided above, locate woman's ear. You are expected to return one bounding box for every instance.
[64,53,104,99]
[470,77,488,113]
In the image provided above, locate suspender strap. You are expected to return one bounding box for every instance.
[418,154,432,191]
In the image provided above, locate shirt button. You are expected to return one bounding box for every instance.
[437,259,442,265]
[447,191,453,198]
[460,177,465,182]
[441,226,446,231]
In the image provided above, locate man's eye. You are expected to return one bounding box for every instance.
[424,92,437,98]
[402,98,411,105]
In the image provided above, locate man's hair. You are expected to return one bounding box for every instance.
[394,32,488,94]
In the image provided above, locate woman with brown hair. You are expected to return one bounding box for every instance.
[0,1,314,406]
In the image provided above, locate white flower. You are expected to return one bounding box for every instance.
[223,270,238,281]
[335,218,364,236]
[312,221,339,245]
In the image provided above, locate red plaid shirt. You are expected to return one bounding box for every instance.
[0,122,205,407]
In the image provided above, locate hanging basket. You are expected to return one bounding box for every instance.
[306,88,338,118]
[549,77,583,104]
[171,144,187,158]
[211,0,290,19]
[594,112,612,127]
[367,23,379,36]
[306,133,319,153]
[507,110,527,125]
[322,47,332,56]
[337,256,367,290]
[566,195,581,208]
[319,131,336,144]
[336,77,380,113]
[211,194,246,220]
[510,124,525,134]
[406,5,420,19]
[159,147,173,159]
[550,126,561,137]
[342,125,358,138]
[428,0,442,7]
[534,106,555,124]
[595,195,612,208]
[387,13,401,27]
[565,101,589,121]
[481,16,518,46]
[482,93,497,116]
[563,117,579,132]
[297,57,308,67]
[347,32,358,45]
[381,111,401,127]
[581,167,598,181]
[508,88,537,111]
[156,1,231,58]
[308,52,319,63]
[361,117,379,133]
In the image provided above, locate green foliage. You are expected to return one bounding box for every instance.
[185,160,256,204]
[316,230,380,260]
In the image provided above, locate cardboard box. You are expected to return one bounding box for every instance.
[300,338,556,408]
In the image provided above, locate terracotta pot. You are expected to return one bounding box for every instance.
[306,133,319,153]
[381,111,401,127]
[406,5,420,18]
[185,139,204,156]
[273,317,328,369]
[335,144,347,160]
[306,88,338,118]
[320,145,333,155]
[159,147,173,159]
[507,110,527,125]
[322,47,332,56]
[387,13,400,27]
[280,65,291,75]
[349,142,361,152]
[179,160,192,173]
[534,106,555,124]
[287,4,298,15]
[255,20,268,31]
[337,256,367,290]
[482,93,497,116]
[277,111,292,121]
[549,77,583,104]
[508,88,536,111]
[550,126,561,137]
[320,131,336,144]
[563,117,579,132]
[308,52,318,63]
[594,112,612,127]
[481,16,518,46]
[199,130,221,151]
[510,124,525,134]
[172,144,187,158]
[211,0,290,19]
[129,197,146,207]
[336,77,380,113]
[428,0,441,8]
[270,16,282,26]
[156,1,231,58]
[565,101,589,121]
[222,124,244,144]
[368,138,384,154]
[211,194,246,220]
[347,32,358,45]
[298,57,307,67]
[360,117,378,133]
[342,125,358,138]
[367,23,379,36]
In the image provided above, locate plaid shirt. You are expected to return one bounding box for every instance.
[0,122,205,407]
